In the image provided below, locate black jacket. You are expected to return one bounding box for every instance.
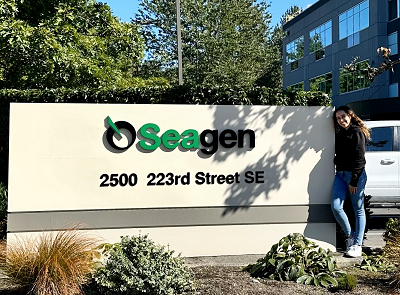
[334,124,366,187]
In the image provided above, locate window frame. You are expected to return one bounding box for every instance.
[389,0,400,20]
[366,127,395,152]
[286,36,304,71]
[339,59,370,94]
[389,83,399,98]
[339,0,369,42]
[389,32,398,55]
[286,81,304,91]
[309,20,332,56]
[309,72,333,96]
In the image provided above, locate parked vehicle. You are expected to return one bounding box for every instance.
[365,120,400,207]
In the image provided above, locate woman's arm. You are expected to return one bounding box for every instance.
[350,127,366,188]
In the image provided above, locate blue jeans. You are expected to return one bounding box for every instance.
[331,170,367,245]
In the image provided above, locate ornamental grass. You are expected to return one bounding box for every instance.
[0,226,99,295]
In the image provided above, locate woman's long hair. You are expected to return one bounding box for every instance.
[333,106,371,140]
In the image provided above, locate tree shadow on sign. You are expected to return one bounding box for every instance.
[208,105,333,216]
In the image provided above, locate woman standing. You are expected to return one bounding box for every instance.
[331,106,370,258]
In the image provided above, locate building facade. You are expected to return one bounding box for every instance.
[283,0,400,117]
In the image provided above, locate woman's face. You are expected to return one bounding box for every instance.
[335,110,351,129]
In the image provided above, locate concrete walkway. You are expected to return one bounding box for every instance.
[184,229,386,268]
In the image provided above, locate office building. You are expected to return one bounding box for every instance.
[283,0,400,119]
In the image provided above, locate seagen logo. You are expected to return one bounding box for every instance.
[105,116,256,155]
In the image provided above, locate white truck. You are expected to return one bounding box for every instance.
[365,120,400,207]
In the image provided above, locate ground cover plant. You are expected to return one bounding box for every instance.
[244,233,345,289]
[0,227,99,295]
[90,234,194,295]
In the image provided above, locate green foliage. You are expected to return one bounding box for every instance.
[384,218,400,241]
[0,182,6,238]
[91,234,194,295]
[244,233,344,288]
[335,274,357,291]
[357,252,396,272]
[136,0,278,87]
[0,182,6,221]
[0,0,146,89]
[0,85,331,105]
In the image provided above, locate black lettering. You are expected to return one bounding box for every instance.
[255,171,264,183]
[165,173,174,185]
[238,130,255,148]
[225,174,234,184]
[156,173,165,185]
[217,174,225,184]
[119,173,128,186]
[200,130,219,155]
[147,173,156,186]
[244,171,254,183]
[234,172,241,183]
[181,172,190,185]
[219,130,237,148]
[100,174,109,187]
[195,172,205,185]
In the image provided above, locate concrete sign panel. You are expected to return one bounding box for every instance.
[8,103,335,256]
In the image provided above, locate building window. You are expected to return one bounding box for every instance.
[340,60,370,93]
[339,0,369,46]
[389,32,398,55]
[309,21,332,61]
[389,0,400,20]
[389,83,399,97]
[286,82,304,91]
[286,36,304,71]
[309,73,333,96]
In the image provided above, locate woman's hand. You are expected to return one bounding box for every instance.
[349,185,357,195]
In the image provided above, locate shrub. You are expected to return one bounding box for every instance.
[336,274,357,291]
[384,218,400,241]
[358,252,396,272]
[244,233,344,288]
[92,234,194,295]
[0,227,99,295]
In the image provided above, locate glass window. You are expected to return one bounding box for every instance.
[340,59,370,93]
[366,127,393,152]
[389,32,398,55]
[309,72,333,96]
[339,20,347,39]
[389,0,398,20]
[389,83,399,97]
[339,0,369,42]
[309,20,332,56]
[286,36,304,71]
[286,82,304,91]
[315,49,325,60]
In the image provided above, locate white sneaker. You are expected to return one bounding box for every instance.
[345,238,354,252]
[346,245,362,257]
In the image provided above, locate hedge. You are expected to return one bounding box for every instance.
[0,85,331,183]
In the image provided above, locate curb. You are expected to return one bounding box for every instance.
[184,250,372,268]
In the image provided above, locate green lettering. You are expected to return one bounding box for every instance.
[181,129,199,149]
[162,129,180,149]
[139,123,161,151]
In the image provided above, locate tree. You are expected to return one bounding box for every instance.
[343,47,400,83]
[255,5,302,89]
[0,0,158,89]
[135,0,273,87]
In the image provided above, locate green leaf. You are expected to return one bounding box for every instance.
[296,275,309,284]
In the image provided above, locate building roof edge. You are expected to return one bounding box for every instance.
[283,0,330,30]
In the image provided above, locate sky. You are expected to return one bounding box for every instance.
[102,0,318,26]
